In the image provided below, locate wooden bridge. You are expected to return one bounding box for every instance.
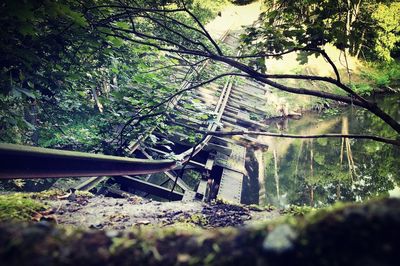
[0,29,272,204]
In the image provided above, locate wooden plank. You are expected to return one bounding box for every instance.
[225,145,246,173]
[205,143,232,156]
[117,175,184,201]
[75,176,108,191]
[205,153,215,170]
[195,179,208,201]
[182,190,196,201]
[140,147,191,192]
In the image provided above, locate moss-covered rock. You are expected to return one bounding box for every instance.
[0,193,46,221]
[0,198,399,265]
[0,190,94,222]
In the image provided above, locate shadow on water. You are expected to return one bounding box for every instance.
[243,94,400,207]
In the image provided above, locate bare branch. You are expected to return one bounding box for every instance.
[205,131,400,147]
[227,48,299,59]
[229,47,340,83]
[129,12,214,54]
[181,2,223,56]
[172,121,400,147]
[88,5,186,13]
[209,54,365,105]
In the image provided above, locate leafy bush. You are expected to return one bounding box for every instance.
[351,83,374,96]
[360,60,400,91]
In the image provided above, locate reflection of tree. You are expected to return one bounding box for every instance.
[340,117,356,182]
[273,149,280,202]
[309,140,314,207]
[255,149,266,205]
[263,97,400,207]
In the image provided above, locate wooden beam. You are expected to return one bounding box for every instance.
[75,176,108,191]
[140,147,191,191]
[117,176,184,201]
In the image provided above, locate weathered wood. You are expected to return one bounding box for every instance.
[75,176,108,191]
[140,147,191,192]
[205,153,215,170]
[196,179,208,200]
[117,175,184,201]
[204,143,232,156]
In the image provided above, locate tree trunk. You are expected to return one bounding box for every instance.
[355,29,366,59]
[273,149,280,202]
[310,140,314,207]
[91,87,104,113]
[255,149,266,205]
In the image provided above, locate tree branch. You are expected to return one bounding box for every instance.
[92,3,400,136]
[172,120,400,147]
[181,2,223,56]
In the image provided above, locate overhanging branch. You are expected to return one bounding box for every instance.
[172,120,400,147]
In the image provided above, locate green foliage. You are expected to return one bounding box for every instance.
[361,60,400,90]
[280,205,315,216]
[322,108,341,117]
[244,0,400,62]
[189,0,229,23]
[182,170,202,190]
[0,193,45,221]
[0,0,230,155]
[350,83,374,96]
[371,2,400,61]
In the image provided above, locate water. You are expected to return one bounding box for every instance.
[253,95,400,207]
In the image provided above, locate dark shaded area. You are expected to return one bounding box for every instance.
[202,203,250,227]
[230,0,258,6]
[242,148,260,205]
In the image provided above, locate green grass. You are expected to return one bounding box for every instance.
[0,190,94,221]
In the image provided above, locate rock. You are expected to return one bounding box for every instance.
[135,220,151,225]
[263,224,297,253]
[89,223,104,229]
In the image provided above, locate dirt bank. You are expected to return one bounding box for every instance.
[41,193,280,230]
[1,198,399,266]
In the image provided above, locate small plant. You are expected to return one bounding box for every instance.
[322,108,340,117]
[350,83,374,96]
[280,205,315,216]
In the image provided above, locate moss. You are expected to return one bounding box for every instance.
[176,214,208,226]
[28,189,94,200]
[248,204,276,212]
[0,198,399,265]
[0,193,46,221]
[0,190,93,222]
[279,205,315,217]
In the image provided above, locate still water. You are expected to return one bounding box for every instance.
[252,95,400,207]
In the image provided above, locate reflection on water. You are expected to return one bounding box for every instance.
[257,95,400,207]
